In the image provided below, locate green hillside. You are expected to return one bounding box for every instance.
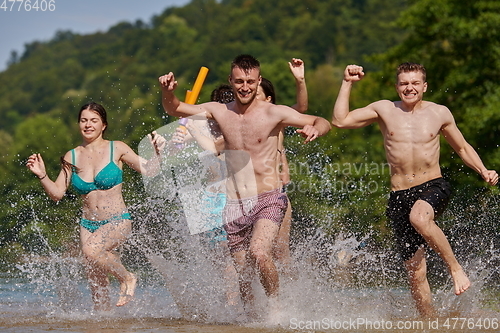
[0,0,499,264]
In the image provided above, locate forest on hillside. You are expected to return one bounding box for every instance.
[0,0,499,265]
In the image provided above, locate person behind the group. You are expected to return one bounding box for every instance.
[26,102,165,310]
[158,54,331,321]
[331,63,498,317]
[254,58,308,275]
[211,83,234,104]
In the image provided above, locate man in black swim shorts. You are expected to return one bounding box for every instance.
[332,62,498,317]
[387,178,451,262]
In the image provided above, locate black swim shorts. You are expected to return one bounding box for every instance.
[386,177,452,261]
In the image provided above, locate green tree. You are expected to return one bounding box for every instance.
[0,115,77,254]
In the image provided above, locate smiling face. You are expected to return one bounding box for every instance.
[79,108,106,140]
[228,66,261,105]
[395,70,428,105]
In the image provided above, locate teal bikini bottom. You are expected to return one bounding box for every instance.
[80,213,131,233]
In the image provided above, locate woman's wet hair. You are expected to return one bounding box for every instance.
[78,102,108,135]
[260,77,276,104]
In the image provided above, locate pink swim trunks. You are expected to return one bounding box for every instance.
[223,188,288,253]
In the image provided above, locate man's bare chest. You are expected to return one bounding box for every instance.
[218,114,277,149]
[382,112,442,144]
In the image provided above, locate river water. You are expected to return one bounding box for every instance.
[1,214,499,333]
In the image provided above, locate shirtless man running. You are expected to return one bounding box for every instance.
[158,55,331,320]
[331,62,498,317]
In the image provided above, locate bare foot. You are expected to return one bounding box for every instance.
[116,273,137,307]
[451,267,470,295]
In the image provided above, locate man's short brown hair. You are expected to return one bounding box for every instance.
[397,62,427,82]
[231,54,260,74]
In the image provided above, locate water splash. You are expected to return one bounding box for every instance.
[6,131,500,330]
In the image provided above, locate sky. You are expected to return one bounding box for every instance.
[0,0,191,72]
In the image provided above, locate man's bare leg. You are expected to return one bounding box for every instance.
[410,200,470,295]
[405,247,435,317]
[231,250,255,311]
[217,242,240,307]
[273,201,293,275]
[250,218,280,297]
[250,218,281,323]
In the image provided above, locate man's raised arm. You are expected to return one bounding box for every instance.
[331,65,378,129]
[159,72,207,118]
[289,58,308,113]
[159,72,183,117]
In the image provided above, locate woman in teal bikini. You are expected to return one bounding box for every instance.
[26,102,165,310]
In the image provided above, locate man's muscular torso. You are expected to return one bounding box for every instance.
[374,100,449,190]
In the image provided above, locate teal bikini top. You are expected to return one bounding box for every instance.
[71,141,123,195]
